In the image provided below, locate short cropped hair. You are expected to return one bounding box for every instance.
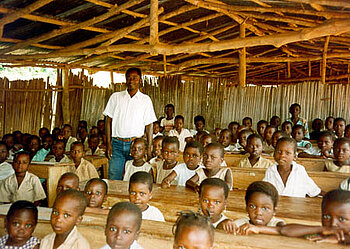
[85,178,108,195]
[79,120,88,128]
[273,130,289,139]
[205,142,224,158]
[257,120,268,126]
[165,103,174,110]
[71,141,84,151]
[0,141,9,151]
[108,202,142,230]
[54,189,88,216]
[322,189,350,212]
[245,181,279,208]
[175,115,184,122]
[247,134,263,144]
[6,200,38,224]
[289,103,301,112]
[88,134,100,141]
[131,138,148,150]
[318,131,335,141]
[334,137,350,150]
[162,136,179,150]
[220,129,233,138]
[53,139,66,147]
[282,121,293,128]
[238,129,253,138]
[59,172,80,182]
[184,141,204,155]
[194,115,205,125]
[243,117,252,124]
[126,68,142,78]
[276,137,297,153]
[228,121,239,127]
[153,135,164,142]
[334,117,346,125]
[199,178,229,199]
[63,124,72,130]
[39,127,50,135]
[13,151,31,163]
[292,124,305,134]
[129,172,153,192]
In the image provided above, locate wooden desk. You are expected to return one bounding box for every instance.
[84,155,109,178]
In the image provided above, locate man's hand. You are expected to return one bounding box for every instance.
[106,143,112,160]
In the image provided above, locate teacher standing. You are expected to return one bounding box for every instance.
[103,68,157,180]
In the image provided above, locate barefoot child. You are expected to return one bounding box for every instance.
[1,200,40,248]
[129,172,165,222]
[40,189,89,249]
[123,138,153,182]
[56,172,80,195]
[161,141,203,187]
[0,141,14,180]
[84,178,108,210]
[101,202,144,249]
[324,137,350,173]
[49,140,71,163]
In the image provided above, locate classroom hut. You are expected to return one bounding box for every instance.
[1,0,350,135]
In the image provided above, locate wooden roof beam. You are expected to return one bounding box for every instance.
[149,0,159,48]
[283,0,350,8]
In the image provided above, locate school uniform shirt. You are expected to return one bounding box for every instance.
[237,156,274,169]
[40,226,90,249]
[324,159,350,173]
[153,132,163,138]
[160,117,175,134]
[172,162,203,186]
[262,141,274,155]
[0,172,46,202]
[286,117,310,139]
[85,146,105,156]
[155,160,179,184]
[303,147,333,157]
[123,160,152,182]
[224,144,240,153]
[100,241,144,249]
[212,214,228,228]
[65,136,78,152]
[196,167,232,190]
[0,234,40,249]
[142,204,165,222]
[49,154,72,163]
[0,161,14,181]
[233,216,285,227]
[32,148,50,161]
[296,140,312,148]
[340,178,350,191]
[263,162,321,198]
[168,128,193,152]
[69,158,99,186]
[103,90,157,138]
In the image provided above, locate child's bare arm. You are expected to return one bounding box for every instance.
[225,169,233,190]
[186,174,200,192]
[161,171,177,188]
[280,224,324,237]
[238,223,282,235]
[216,219,237,234]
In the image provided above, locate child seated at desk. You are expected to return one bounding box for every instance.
[237,134,274,168]
[257,120,268,138]
[324,137,350,173]
[0,151,46,204]
[84,178,108,212]
[292,125,311,150]
[263,137,322,198]
[40,189,90,249]
[153,120,162,138]
[61,124,78,152]
[345,124,350,139]
[1,200,40,249]
[268,130,289,156]
[101,202,144,249]
[262,125,276,154]
[0,141,14,180]
[186,143,232,191]
[233,181,285,235]
[334,118,346,138]
[161,141,203,187]
[169,115,193,152]
[85,134,105,156]
[129,172,165,222]
[310,118,323,140]
[281,121,292,137]
[200,133,216,148]
[299,131,334,159]
[123,138,153,182]
[149,135,163,166]
[173,210,214,249]
[280,189,350,244]
[218,129,235,152]
[49,140,71,163]
[29,135,49,162]
[56,172,80,195]
[77,126,89,150]
[237,129,254,153]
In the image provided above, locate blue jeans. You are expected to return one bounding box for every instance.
[109,138,133,180]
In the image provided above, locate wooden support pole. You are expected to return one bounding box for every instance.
[308,60,312,77]
[239,23,246,87]
[62,68,70,125]
[321,36,330,84]
[110,71,114,85]
[163,55,167,76]
[150,0,159,55]
[287,61,291,78]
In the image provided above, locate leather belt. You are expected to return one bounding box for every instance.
[114,137,137,142]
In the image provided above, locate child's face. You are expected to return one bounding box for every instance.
[43,136,54,150]
[257,123,267,137]
[271,117,281,127]
[97,121,105,132]
[174,225,213,249]
[153,123,160,134]
[200,136,213,148]
[282,123,292,135]
[165,106,174,118]
[129,182,152,212]
[4,136,15,149]
[334,141,350,163]
[345,127,350,139]
[230,124,239,135]
[78,128,88,140]
[272,133,283,148]
[62,126,72,139]
[238,132,250,148]
[51,196,83,236]
[274,141,296,167]
[162,143,179,165]
[322,201,350,229]
[203,147,223,170]
[130,141,145,161]
[200,185,226,223]
[334,121,346,137]
[243,119,252,128]
[56,176,79,195]
[317,136,333,152]
[289,105,301,117]
[175,118,184,131]
[71,144,84,162]
[152,138,163,158]
[52,142,65,157]
[313,120,323,131]
[28,138,40,153]
[195,121,205,132]
[105,210,140,249]
[88,137,99,150]
[90,127,99,135]
[246,192,275,226]
[0,144,9,163]
[5,209,36,247]
[246,137,262,158]
[214,128,221,140]
[264,127,276,142]
[325,118,334,131]
[85,181,106,208]
[13,154,30,176]
[291,127,304,142]
[183,147,202,170]
[219,131,231,147]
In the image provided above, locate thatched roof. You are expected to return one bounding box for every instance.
[1,0,350,84]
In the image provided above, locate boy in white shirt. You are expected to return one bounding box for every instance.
[169,115,192,152]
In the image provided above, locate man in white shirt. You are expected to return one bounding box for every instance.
[103,68,157,180]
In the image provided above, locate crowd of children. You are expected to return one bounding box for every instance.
[1,102,350,248]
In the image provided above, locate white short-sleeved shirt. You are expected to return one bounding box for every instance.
[0,161,14,181]
[160,117,175,134]
[168,128,192,152]
[123,160,152,182]
[142,205,165,222]
[173,163,202,186]
[103,90,157,138]
[100,241,143,249]
[263,161,321,198]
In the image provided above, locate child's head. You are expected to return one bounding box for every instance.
[78,120,88,131]
[128,172,153,212]
[272,131,288,148]
[162,136,179,166]
[242,117,253,128]
[200,134,215,148]
[334,118,346,138]
[325,116,334,131]
[90,126,99,135]
[97,119,105,134]
[88,134,100,150]
[62,124,73,139]
[27,135,40,154]
[245,181,278,226]
[183,141,203,170]
[218,129,232,148]
[333,138,350,163]
[56,172,80,195]
[289,103,301,117]
[173,211,214,249]
[70,141,85,163]
[39,127,50,139]
[13,151,31,175]
[270,116,281,128]
[257,120,268,137]
[21,133,31,147]
[194,115,206,132]
[152,135,163,158]
[105,202,142,249]
[238,129,253,148]
[321,189,350,229]
[84,178,108,208]
[274,137,297,167]
[317,131,335,152]
[281,121,293,136]
[228,122,239,135]
[199,178,229,223]
[78,127,88,140]
[153,121,161,135]
[5,200,38,247]
[13,131,22,145]
[130,138,147,161]
[312,118,323,132]
[52,140,66,158]
[213,128,222,141]
[195,131,208,143]
[42,134,54,150]
[264,125,277,142]
[174,115,184,131]
[291,124,305,142]
[51,189,87,236]
[246,134,263,158]
[203,143,224,170]
[165,104,175,118]
[3,133,15,149]
[0,141,9,163]
[345,125,350,139]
